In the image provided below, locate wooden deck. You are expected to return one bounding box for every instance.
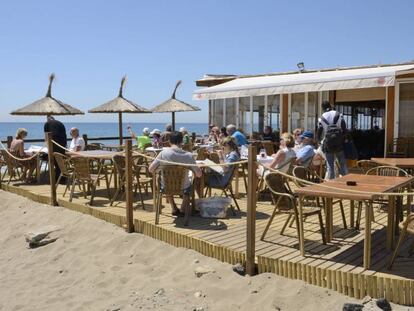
[2,178,414,305]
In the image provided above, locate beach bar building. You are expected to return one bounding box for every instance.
[193,62,414,158]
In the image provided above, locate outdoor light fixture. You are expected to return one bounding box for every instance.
[297,62,305,72]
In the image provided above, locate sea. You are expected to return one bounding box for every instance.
[0,122,209,145]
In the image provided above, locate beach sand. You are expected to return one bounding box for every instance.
[0,190,409,311]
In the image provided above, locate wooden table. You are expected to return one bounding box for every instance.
[25,146,48,183]
[295,173,414,269]
[371,157,414,170]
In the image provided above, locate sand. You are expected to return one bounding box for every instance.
[0,190,410,311]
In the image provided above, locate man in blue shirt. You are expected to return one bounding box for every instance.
[226,124,248,146]
[296,131,315,168]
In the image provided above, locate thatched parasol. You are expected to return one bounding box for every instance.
[88,76,151,145]
[151,80,200,131]
[11,74,84,117]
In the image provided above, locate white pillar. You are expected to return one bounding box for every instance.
[304,92,309,130]
[250,96,254,136]
[223,98,227,127]
[236,97,240,128]
[264,95,268,128]
[288,94,292,133]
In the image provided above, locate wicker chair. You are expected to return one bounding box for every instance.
[0,149,23,184]
[261,141,276,155]
[388,214,414,269]
[208,152,220,164]
[292,166,347,229]
[155,166,194,226]
[261,172,326,244]
[355,166,409,229]
[69,157,108,205]
[54,152,74,197]
[386,138,409,158]
[356,160,379,174]
[196,148,208,161]
[203,166,240,213]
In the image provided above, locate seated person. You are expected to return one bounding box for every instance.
[149,131,202,216]
[226,124,248,146]
[218,127,228,143]
[295,131,315,168]
[179,127,191,146]
[261,125,279,143]
[9,128,37,182]
[292,128,304,151]
[161,124,173,144]
[69,127,85,152]
[204,136,241,189]
[150,129,162,148]
[208,126,220,143]
[259,132,296,176]
[128,126,152,150]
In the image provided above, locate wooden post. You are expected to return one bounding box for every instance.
[246,144,257,275]
[45,132,57,206]
[119,112,123,146]
[6,136,13,149]
[125,139,134,233]
[82,134,88,146]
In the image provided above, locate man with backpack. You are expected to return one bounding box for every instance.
[316,101,348,179]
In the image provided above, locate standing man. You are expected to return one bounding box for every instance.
[44,116,67,182]
[226,124,248,146]
[316,101,348,179]
[161,124,172,144]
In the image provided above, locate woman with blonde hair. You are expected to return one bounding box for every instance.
[10,128,37,182]
[263,132,296,174]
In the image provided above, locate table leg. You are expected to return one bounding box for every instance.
[152,171,157,211]
[350,200,355,228]
[36,155,41,183]
[234,165,239,198]
[298,196,305,256]
[387,194,396,251]
[325,198,333,243]
[363,201,372,269]
[407,183,412,215]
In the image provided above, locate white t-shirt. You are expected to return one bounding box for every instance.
[318,110,343,132]
[69,137,85,151]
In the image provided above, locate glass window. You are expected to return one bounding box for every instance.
[399,83,414,137]
[267,95,280,131]
[307,92,318,132]
[291,93,305,131]
[239,97,251,133]
[253,96,265,133]
[212,99,223,128]
[225,98,237,127]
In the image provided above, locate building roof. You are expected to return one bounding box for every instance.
[193,61,414,100]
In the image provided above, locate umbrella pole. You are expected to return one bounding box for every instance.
[119,112,123,145]
[172,112,175,132]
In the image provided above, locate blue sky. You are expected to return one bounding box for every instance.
[0,0,413,123]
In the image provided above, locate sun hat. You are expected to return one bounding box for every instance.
[179,127,187,132]
[142,127,150,134]
[150,129,161,135]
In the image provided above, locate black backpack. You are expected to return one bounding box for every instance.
[321,112,343,153]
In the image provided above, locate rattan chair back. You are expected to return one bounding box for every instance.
[366,165,409,177]
[357,160,379,174]
[209,152,220,164]
[159,166,189,196]
[112,155,126,181]
[72,157,92,181]
[196,148,208,160]
[54,153,72,176]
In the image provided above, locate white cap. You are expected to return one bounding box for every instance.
[150,129,161,135]
[142,127,150,134]
[179,127,187,132]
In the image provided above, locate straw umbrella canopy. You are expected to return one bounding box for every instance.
[151,80,200,131]
[88,76,151,145]
[11,74,84,117]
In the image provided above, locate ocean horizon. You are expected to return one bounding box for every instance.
[0,122,209,144]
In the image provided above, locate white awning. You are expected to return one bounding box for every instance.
[193,64,414,100]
